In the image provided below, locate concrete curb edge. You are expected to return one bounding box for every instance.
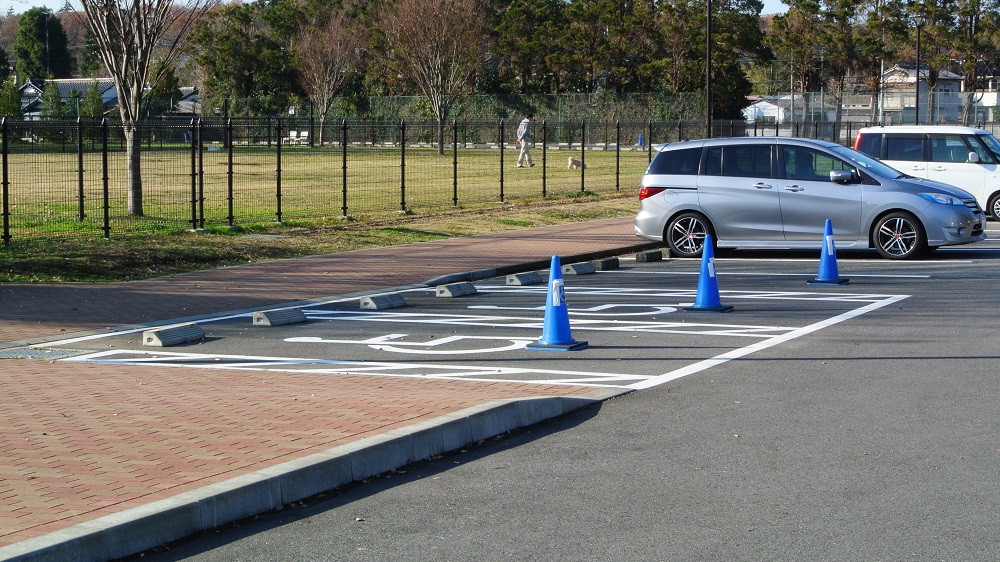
[423,242,660,286]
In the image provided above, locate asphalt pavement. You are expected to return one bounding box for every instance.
[0,216,659,562]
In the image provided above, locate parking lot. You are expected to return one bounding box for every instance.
[46,241,1000,392]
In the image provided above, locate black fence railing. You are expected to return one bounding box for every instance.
[0,116,887,246]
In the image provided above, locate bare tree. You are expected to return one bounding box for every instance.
[79,0,217,216]
[380,0,489,155]
[293,12,365,145]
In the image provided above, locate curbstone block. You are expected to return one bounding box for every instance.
[142,323,204,347]
[635,250,663,262]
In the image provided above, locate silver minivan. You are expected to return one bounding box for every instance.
[634,137,986,259]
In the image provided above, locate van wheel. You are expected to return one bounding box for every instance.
[665,212,715,258]
[988,193,1000,218]
[873,212,926,259]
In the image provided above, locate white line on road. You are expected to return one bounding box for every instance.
[628,294,909,390]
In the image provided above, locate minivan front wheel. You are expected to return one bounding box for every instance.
[988,192,1000,219]
[665,212,715,258]
[873,212,926,259]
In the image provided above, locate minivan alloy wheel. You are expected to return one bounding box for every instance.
[874,212,926,259]
[666,212,713,258]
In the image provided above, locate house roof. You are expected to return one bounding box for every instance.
[884,64,963,81]
[19,78,119,114]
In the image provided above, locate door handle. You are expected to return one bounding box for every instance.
[784,185,804,192]
[754,183,773,189]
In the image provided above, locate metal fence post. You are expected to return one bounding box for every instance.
[77,117,85,221]
[197,118,205,229]
[542,120,547,198]
[580,119,586,192]
[499,118,505,203]
[189,118,198,230]
[1,118,9,247]
[341,119,348,218]
[648,119,653,162]
[615,120,621,192]
[226,118,234,227]
[276,118,283,223]
[400,119,406,213]
[452,119,458,206]
[101,118,110,239]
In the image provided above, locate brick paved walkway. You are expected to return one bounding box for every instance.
[0,217,656,556]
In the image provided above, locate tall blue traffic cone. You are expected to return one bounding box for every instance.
[526,255,588,351]
[684,235,733,313]
[808,219,849,285]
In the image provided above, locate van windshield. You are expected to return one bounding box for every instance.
[974,133,1000,162]
[828,145,905,179]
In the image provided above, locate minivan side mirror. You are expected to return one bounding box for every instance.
[829,169,854,183]
[968,152,980,164]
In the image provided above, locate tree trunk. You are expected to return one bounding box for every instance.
[437,119,445,156]
[124,123,144,216]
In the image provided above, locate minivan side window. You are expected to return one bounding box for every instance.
[782,146,852,182]
[929,136,973,163]
[704,145,772,177]
[647,147,702,175]
[885,136,923,161]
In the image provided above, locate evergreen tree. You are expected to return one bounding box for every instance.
[40,80,65,119]
[13,8,73,81]
[0,48,10,84]
[80,81,106,118]
[0,77,19,116]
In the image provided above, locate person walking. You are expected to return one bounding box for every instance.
[516,113,535,168]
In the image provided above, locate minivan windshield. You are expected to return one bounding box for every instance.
[828,145,905,179]
[975,132,1000,162]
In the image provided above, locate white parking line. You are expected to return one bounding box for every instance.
[630,294,908,390]
[51,283,911,390]
[61,349,649,388]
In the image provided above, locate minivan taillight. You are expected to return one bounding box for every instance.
[639,186,667,200]
[852,132,862,150]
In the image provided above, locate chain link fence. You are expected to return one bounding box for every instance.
[1,117,668,245]
[7,112,1000,246]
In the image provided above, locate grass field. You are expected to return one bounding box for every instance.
[0,190,640,282]
[2,144,651,241]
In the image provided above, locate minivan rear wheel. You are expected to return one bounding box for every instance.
[873,212,926,259]
[665,212,715,258]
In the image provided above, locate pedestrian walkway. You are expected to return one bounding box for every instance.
[0,217,659,562]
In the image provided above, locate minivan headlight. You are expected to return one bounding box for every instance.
[920,192,964,206]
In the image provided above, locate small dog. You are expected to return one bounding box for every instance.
[567,157,586,170]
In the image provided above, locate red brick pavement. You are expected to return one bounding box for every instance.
[0,361,594,547]
[0,217,656,551]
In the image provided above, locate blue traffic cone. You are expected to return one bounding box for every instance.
[526,255,588,351]
[684,235,733,313]
[808,219,849,285]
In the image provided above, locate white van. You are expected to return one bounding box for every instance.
[853,125,1000,218]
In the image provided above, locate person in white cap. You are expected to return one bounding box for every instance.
[516,113,535,168]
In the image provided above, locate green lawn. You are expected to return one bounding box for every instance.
[1,145,650,241]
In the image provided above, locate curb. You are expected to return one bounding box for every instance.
[0,388,629,562]
[423,242,660,286]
